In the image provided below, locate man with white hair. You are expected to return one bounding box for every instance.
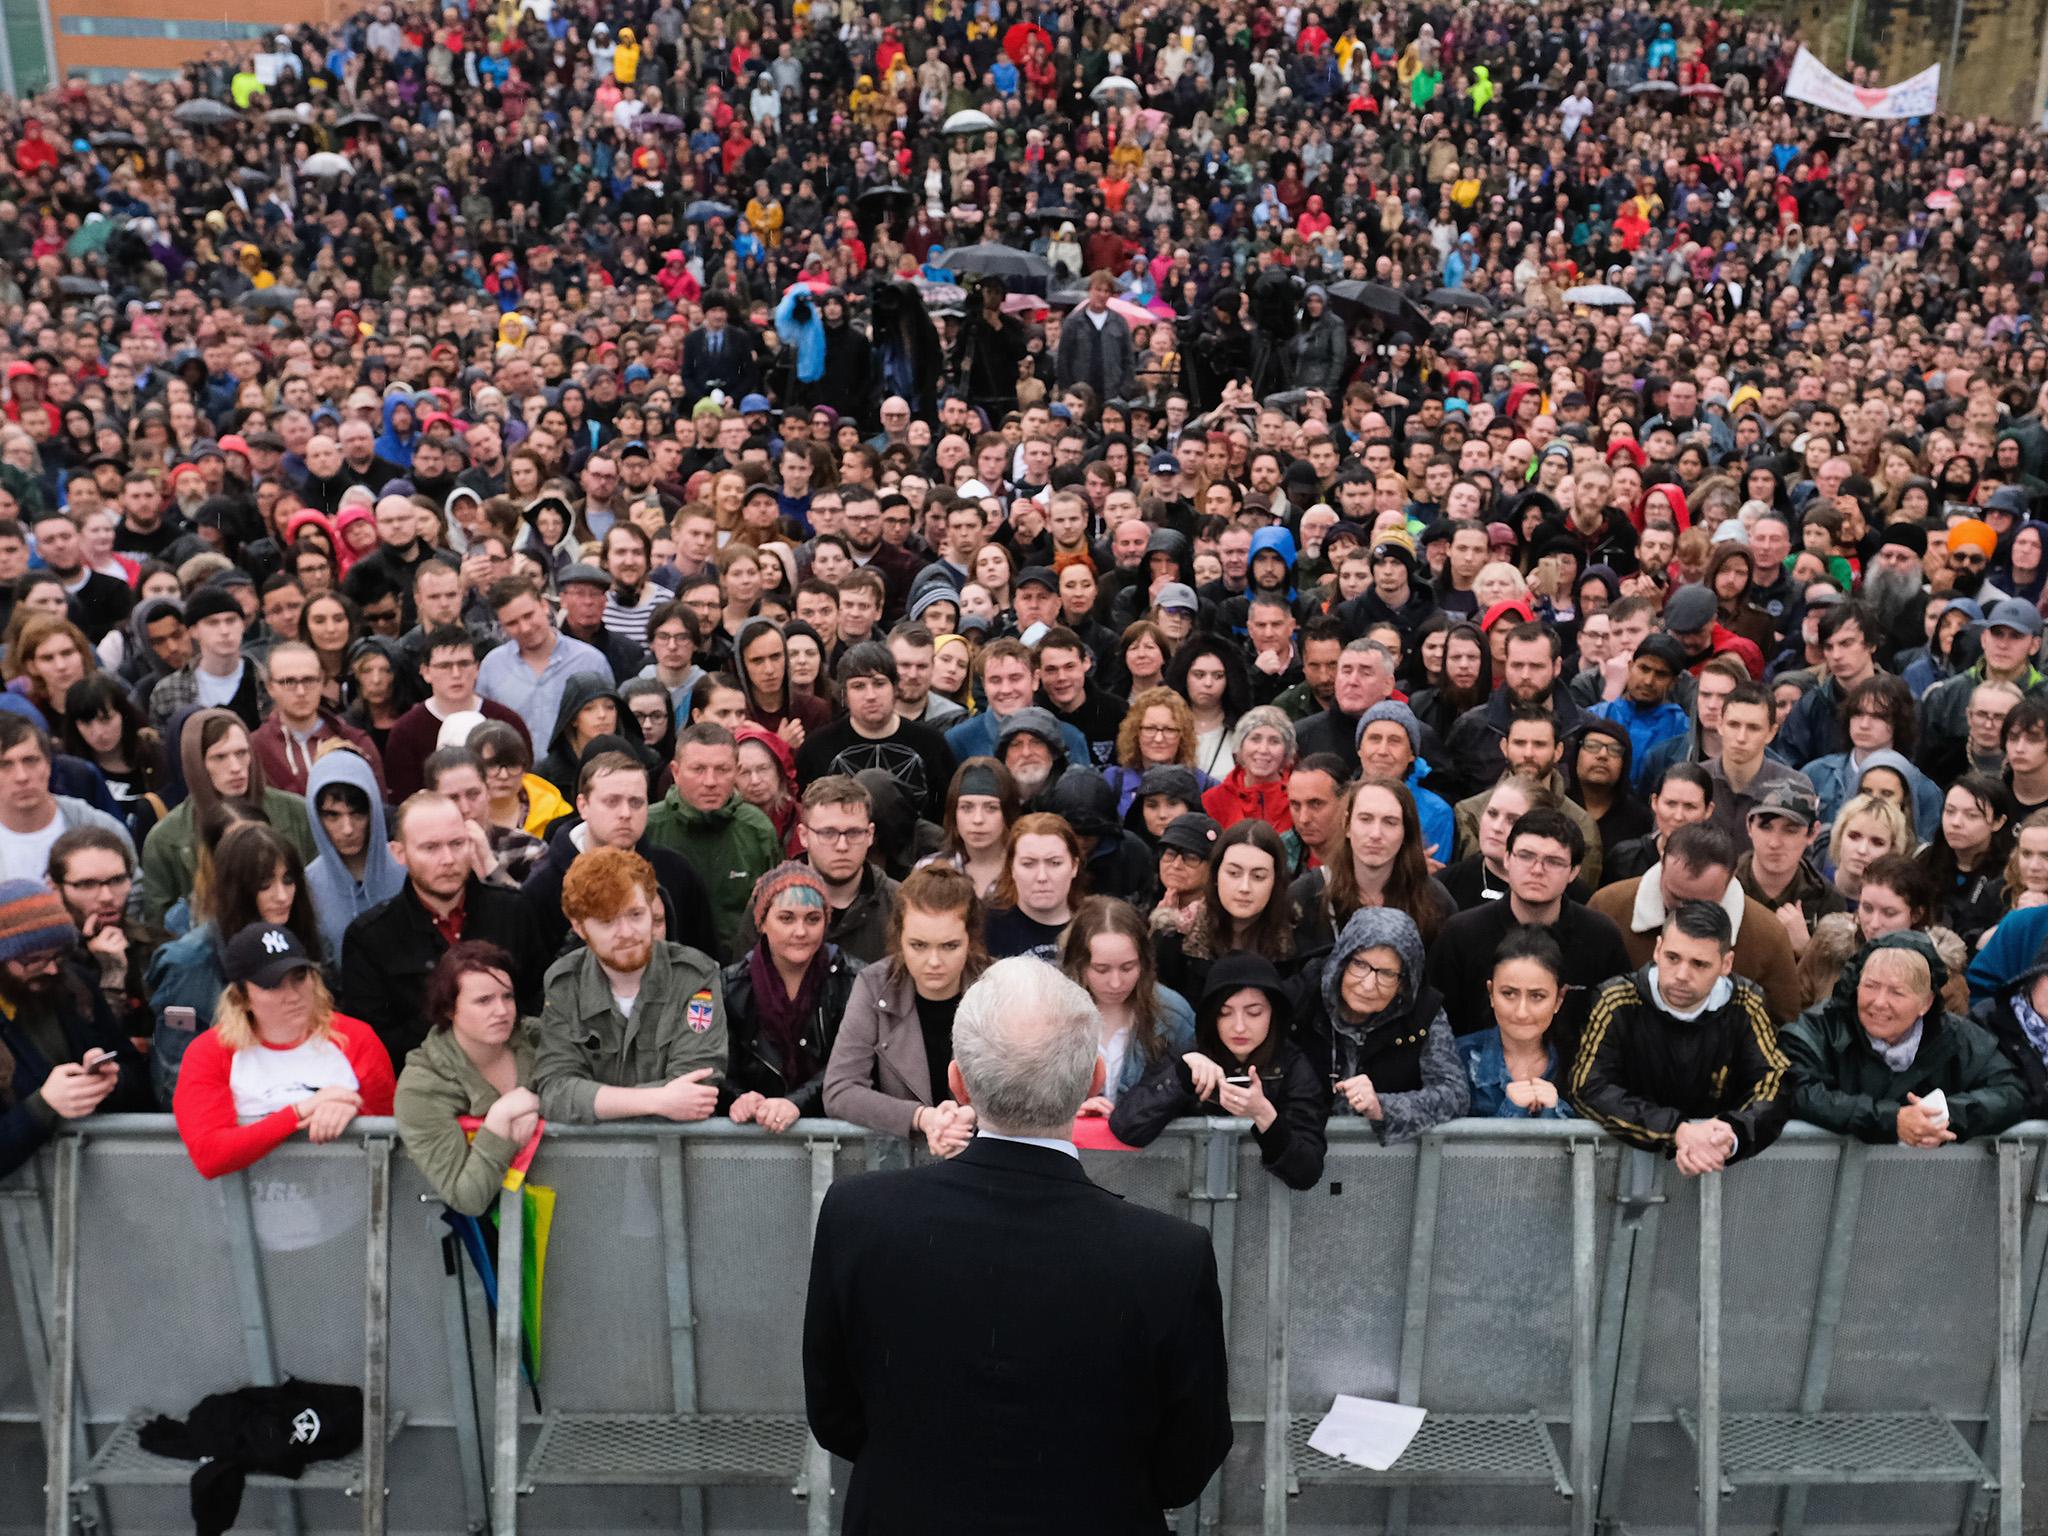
[804,957,1232,1531]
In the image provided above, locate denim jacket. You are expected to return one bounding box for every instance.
[1455,1028,1573,1119]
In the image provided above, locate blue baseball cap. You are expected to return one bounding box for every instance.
[740,393,773,414]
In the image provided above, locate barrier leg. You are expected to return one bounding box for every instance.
[1996,1141,2022,1536]
[1195,1128,1238,1536]
[219,1168,303,1536]
[803,1140,836,1536]
[438,1231,490,1534]
[1262,1184,1292,1536]
[1697,1170,1722,1536]
[359,1137,391,1536]
[490,1184,524,1536]
[1777,1141,1868,1536]
[1962,1140,2048,1536]
[1592,1149,1665,1529]
[1569,1140,1597,1536]
[657,1138,706,1536]
[43,1138,77,1536]
[1386,1138,1443,1536]
[7,1159,105,1536]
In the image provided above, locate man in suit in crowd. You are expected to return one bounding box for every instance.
[679,296,760,404]
[802,956,1232,1534]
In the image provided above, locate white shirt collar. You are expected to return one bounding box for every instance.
[975,1129,1080,1160]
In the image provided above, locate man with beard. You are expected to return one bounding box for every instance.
[46,827,159,1049]
[1918,599,2045,782]
[1444,624,1588,801]
[839,488,920,616]
[599,525,675,648]
[533,846,728,1125]
[0,879,151,1179]
[1566,717,1651,863]
[993,708,1071,811]
[1945,519,2009,606]
[1864,522,1931,662]
[338,793,543,1066]
[944,640,1090,764]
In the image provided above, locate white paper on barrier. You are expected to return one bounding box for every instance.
[1306,1395,1427,1471]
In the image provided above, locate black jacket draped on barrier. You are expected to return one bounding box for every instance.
[802,1134,1232,1534]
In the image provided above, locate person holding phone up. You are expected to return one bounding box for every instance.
[0,880,152,1180]
[1111,951,1329,1188]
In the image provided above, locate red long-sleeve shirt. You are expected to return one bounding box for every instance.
[173,1016,395,1180]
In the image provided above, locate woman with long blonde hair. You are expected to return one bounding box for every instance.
[172,920,394,1179]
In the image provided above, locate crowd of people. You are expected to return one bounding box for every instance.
[4,0,2048,1209]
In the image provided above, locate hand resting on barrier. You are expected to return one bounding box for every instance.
[1673,1118,1736,1176]
[728,1090,801,1133]
[481,1086,541,1146]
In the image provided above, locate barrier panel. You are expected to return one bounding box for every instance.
[1,1116,2043,1535]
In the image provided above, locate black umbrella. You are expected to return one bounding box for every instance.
[1423,288,1497,314]
[1325,279,1431,332]
[1031,205,1078,224]
[336,112,386,131]
[89,130,140,149]
[1629,80,1679,96]
[857,182,916,208]
[243,286,303,311]
[941,243,1052,280]
[56,276,106,297]
[233,167,272,188]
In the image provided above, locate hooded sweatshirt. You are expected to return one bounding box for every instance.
[535,672,623,798]
[1110,951,1328,1187]
[304,749,405,967]
[1306,908,1469,1142]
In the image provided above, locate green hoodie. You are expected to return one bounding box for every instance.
[642,787,779,959]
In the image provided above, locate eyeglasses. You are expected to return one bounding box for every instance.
[807,825,872,845]
[270,674,321,690]
[1139,724,1181,738]
[479,759,522,777]
[1578,739,1624,759]
[1344,954,1402,986]
[59,874,131,896]
[427,657,478,673]
[1508,847,1573,874]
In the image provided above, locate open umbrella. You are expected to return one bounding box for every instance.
[684,199,736,222]
[56,276,106,297]
[1325,280,1430,332]
[232,167,272,188]
[941,243,1052,280]
[64,217,123,259]
[857,182,916,208]
[262,107,303,126]
[636,112,684,135]
[1002,292,1048,316]
[171,99,238,127]
[1045,285,1087,309]
[1423,288,1496,314]
[1107,296,1166,328]
[299,152,353,179]
[1628,79,1678,96]
[1681,82,1724,100]
[942,108,998,136]
[335,112,385,132]
[1030,204,1077,224]
[1090,75,1141,103]
[911,278,967,307]
[1002,21,1050,61]
[243,286,302,311]
[1562,283,1635,307]
[89,130,140,149]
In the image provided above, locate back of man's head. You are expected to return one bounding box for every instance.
[951,956,1102,1137]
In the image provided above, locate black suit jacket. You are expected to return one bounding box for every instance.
[679,327,760,402]
[803,1135,1231,1535]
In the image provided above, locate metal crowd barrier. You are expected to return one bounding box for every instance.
[0,1115,2042,1535]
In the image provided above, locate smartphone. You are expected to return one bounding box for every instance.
[1223,1075,1252,1088]
[163,1006,198,1036]
[80,1048,117,1074]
